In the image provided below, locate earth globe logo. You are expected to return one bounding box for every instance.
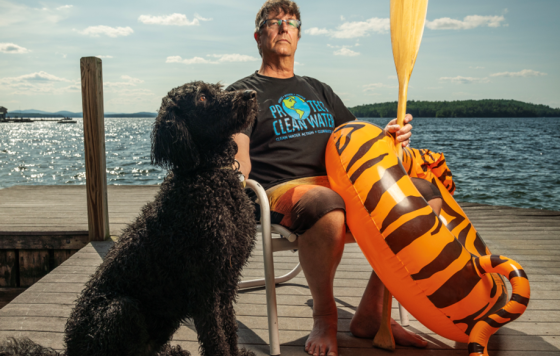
[281,96,311,121]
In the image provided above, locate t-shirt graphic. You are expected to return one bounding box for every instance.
[282,95,309,120]
[270,94,335,139]
[227,72,355,189]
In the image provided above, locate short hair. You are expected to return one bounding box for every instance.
[255,0,301,56]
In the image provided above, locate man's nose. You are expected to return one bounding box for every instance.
[279,20,289,32]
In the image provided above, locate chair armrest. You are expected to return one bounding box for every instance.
[245,179,271,230]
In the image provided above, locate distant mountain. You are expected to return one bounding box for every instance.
[11,109,50,114]
[54,111,82,116]
[6,111,157,118]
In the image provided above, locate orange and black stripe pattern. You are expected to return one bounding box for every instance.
[325,121,530,353]
[403,146,494,260]
[468,255,530,356]
[402,146,455,195]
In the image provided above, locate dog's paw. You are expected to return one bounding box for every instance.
[237,348,256,356]
[157,343,192,356]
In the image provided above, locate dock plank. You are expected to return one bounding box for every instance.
[0,185,558,355]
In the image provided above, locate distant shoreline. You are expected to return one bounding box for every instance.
[349,99,560,118]
[5,99,560,119]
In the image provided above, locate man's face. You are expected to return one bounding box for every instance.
[255,10,300,59]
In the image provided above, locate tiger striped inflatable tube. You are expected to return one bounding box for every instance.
[401,147,495,260]
[325,121,530,354]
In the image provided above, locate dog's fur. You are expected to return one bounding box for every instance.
[0,81,258,356]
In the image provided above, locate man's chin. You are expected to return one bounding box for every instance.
[273,48,294,57]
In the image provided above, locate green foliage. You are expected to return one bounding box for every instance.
[349,99,560,118]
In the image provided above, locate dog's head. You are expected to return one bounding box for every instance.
[151,81,257,172]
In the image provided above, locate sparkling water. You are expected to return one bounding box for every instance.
[1,117,559,211]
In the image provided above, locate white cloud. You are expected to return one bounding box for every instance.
[61,84,80,92]
[305,17,390,38]
[167,56,210,64]
[78,25,134,38]
[102,76,153,105]
[0,1,68,27]
[490,69,547,77]
[0,71,77,94]
[105,75,144,88]
[7,71,73,83]
[328,44,360,56]
[439,76,489,84]
[363,83,396,91]
[334,47,360,56]
[305,27,329,36]
[56,5,73,10]
[166,54,259,65]
[120,75,143,84]
[95,55,113,59]
[208,54,259,62]
[0,43,30,54]
[426,15,505,30]
[138,13,204,26]
[194,13,212,21]
[469,66,485,69]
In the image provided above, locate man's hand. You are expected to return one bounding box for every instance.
[384,114,413,147]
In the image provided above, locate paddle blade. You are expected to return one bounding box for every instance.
[390,0,429,158]
[390,0,429,84]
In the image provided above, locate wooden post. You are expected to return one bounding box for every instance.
[80,57,110,241]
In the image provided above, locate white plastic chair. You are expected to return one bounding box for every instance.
[239,179,409,356]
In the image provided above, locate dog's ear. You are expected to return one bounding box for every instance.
[151,109,201,171]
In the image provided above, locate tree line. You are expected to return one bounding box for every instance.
[348,99,560,118]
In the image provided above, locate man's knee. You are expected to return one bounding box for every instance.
[290,186,346,236]
[301,209,346,245]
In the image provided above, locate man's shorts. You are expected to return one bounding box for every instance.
[250,176,442,236]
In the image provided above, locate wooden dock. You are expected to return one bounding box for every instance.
[0,185,559,355]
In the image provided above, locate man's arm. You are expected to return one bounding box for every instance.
[315,78,413,148]
[233,133,251,179]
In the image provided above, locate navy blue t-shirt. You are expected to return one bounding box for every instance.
[227,72,355,189]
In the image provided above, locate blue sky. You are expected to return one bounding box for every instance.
[1,0,558,113]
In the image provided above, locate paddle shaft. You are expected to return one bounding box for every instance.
[373,286,396,351]
[396,80,409,159]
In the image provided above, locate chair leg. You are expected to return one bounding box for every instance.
[398,302,409,327]
[373,286,396,351]
[251,182,281,356]
[262,228,281,356]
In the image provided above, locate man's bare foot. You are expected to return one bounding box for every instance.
[305,314,338,356]
[349,315,428,348]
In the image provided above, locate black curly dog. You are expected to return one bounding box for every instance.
[0,82,258,356]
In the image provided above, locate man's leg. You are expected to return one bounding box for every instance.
[299,209,346,356]
[349,193,442,348]
[349,271,428,347]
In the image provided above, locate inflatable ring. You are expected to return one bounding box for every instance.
[402,146,496,259]
[325,121,530,355]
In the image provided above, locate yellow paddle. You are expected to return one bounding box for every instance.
[373,0,429,351]
[390,0,429,159]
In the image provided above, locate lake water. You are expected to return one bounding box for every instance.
[1,117,559,211]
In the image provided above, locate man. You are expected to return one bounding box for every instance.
[228,1,436,355]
